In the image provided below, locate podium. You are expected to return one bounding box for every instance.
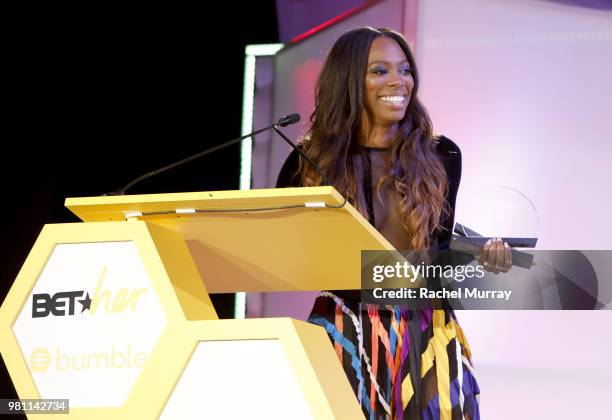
[0,187,394,419]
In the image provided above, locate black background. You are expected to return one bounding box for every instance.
[1,3,279,412]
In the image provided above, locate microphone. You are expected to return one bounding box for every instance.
[105,114,302,195]
[276,113,300,127]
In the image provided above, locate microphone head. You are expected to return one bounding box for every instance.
[277,113,301,127]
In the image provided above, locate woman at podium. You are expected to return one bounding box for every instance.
[276,27,509,419]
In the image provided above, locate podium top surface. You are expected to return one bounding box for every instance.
[65,187,395,292]
[65,187,349,221]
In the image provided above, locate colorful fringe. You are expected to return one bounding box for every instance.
[308,291,480,420]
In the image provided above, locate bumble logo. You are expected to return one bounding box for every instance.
[31,266,149,318]
[29,347,52,372]
[28,345,148,373]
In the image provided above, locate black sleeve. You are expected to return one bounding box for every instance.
[275,148,302,188]
[435,135,462,249]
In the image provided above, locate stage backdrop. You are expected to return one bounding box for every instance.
[251,1,612,418]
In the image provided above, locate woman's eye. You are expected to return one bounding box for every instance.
[372,67,388,75]
[400,67,411,75]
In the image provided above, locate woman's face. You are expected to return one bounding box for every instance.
[363,36,414,128]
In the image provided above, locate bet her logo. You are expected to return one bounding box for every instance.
[29,347,52,372]
[31,266,148,318]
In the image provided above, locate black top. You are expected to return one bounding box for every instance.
[276,136,462,300]
[276,135,461,250]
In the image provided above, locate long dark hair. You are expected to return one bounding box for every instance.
[298,27,448,251]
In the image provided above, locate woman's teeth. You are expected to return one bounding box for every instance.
[379,96,406,104]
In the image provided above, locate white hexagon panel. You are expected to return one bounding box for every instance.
[12,241,167,407]
[149,319,364,419]
[161,339,312,419]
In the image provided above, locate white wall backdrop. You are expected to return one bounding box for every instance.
[418,1,612,418]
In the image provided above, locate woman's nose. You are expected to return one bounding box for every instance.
[388,72,403,87]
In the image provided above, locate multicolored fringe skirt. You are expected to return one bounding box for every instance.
[308,291,480,420]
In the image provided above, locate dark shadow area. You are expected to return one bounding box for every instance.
[1,3,278,401]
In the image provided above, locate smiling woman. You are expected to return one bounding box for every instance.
[363,36,414,138]
[276,27,482,419]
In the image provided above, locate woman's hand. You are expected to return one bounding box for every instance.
[478,237,512,274]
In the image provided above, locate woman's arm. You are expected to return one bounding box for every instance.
[275,148,302,188]
[436,135,462,249]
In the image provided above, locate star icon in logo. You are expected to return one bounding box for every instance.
[79,292,92,312]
